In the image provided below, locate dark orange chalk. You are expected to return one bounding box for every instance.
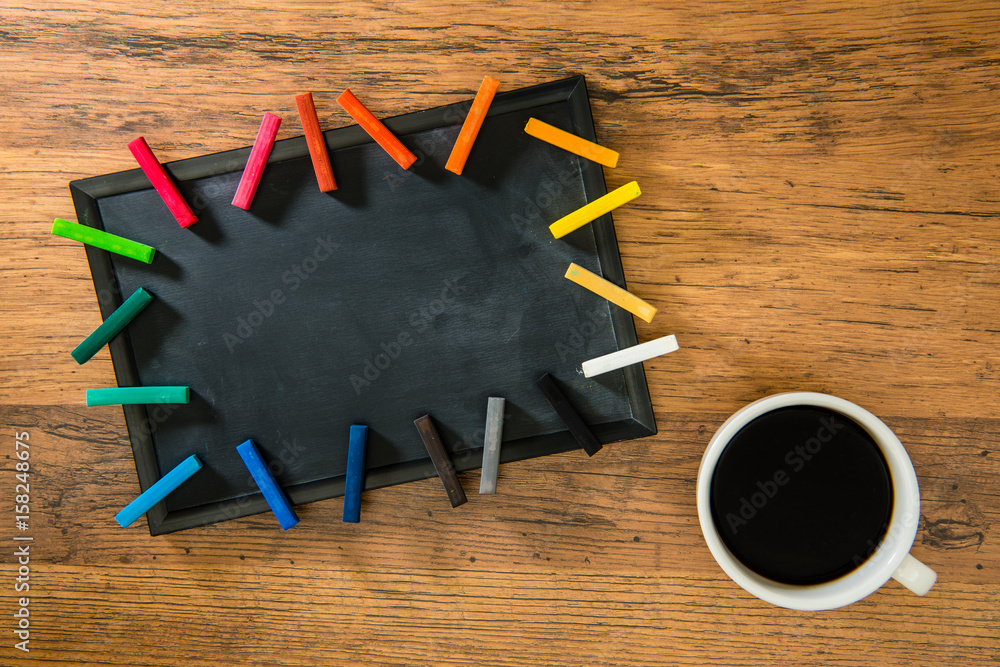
[295,93,337,192]
[336,89,417,170]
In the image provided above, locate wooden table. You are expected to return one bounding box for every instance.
[1,2,997,665]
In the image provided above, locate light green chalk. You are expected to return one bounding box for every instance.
[86,386,190,406]
[52,218,156,264]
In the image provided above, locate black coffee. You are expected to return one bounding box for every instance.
[709,406,893,585]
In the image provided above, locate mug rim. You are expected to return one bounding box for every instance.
[696,391,920,610]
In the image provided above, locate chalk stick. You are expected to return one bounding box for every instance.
[343,424,368,523]
[549,181,641,239]
[71,287,154,365]
[115,454,203,527]
[582,335,679,378]
[232,112,282,210]
[445,75,500,175]
[524,118,619,168]
[414,414,467,507]
[127,137,198,228]
[564,263,657,323]
[86,386,190,406]
[535,373,602,456]
[479,397,505,495]
[337,89,417,170]
[295,93,338,192]
[51,218,156,263]
[236,439,300,530]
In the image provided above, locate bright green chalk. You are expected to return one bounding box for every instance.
[86,386,190,406]
[51,218,156,264]
[71,287,155,364]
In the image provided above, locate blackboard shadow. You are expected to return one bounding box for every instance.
[589,368,629,396]
[134,298,182,360]
[555,223,600,256]
[248,173,310,225]
[144,388,216,447]
[460,135,521,192]
[327,148,368,208]
[496,398,545,443]
[431,418,482,472]
[409,153,450,187]
[146,250,183,282]
[188,209,224,245]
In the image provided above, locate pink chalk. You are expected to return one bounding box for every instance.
[127,137,198,228]
[232,113,282,210]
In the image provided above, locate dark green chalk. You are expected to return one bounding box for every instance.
[71,287,155,364]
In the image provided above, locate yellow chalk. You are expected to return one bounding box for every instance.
[564,263,657,323]
[524,118,619,168]
[548,181,641,239]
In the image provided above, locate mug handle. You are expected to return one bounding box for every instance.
[891,554,937,596]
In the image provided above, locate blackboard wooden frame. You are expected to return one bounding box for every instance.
[69,75,656,535]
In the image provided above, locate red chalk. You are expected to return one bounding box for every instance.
[295,93,338,192]
[336,89,417,170]
[127,137,198,228]
[232,112,282,210]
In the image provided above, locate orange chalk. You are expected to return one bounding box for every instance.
[336,89,417,170]
[524,118,619,168]
[445,75,500,175]
[564,263,657,323]
[295,93,337,192]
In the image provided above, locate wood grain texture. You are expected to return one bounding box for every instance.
[0,1,997,665]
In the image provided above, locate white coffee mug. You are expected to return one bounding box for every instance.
[696,392,936,610]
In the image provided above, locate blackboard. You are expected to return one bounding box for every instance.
[70,75,655,534]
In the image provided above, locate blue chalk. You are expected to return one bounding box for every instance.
[115,454,203,528]
[343,424,368,523]
[236,439,300,530]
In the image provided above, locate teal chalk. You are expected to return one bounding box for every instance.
[115,454,203,528]
[71,287,154,364]
[86,386,189,406]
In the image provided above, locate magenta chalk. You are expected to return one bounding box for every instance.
[127,137,198,228]
[232,113,282,210]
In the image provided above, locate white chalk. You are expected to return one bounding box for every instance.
[581,334,679,378]
[479,397,505,494]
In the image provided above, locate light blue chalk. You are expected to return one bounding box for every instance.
[115,454,203,528]
[236,439,300,530]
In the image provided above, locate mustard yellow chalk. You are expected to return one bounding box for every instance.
[548,181,641,239]
[524,118,619,168]
[564,263,657,323]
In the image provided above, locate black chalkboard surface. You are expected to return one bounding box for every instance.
[70,76,655,534]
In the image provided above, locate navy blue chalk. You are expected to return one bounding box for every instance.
[236,439,300,530]
[115,454,203,528]
[343,424,368,523]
